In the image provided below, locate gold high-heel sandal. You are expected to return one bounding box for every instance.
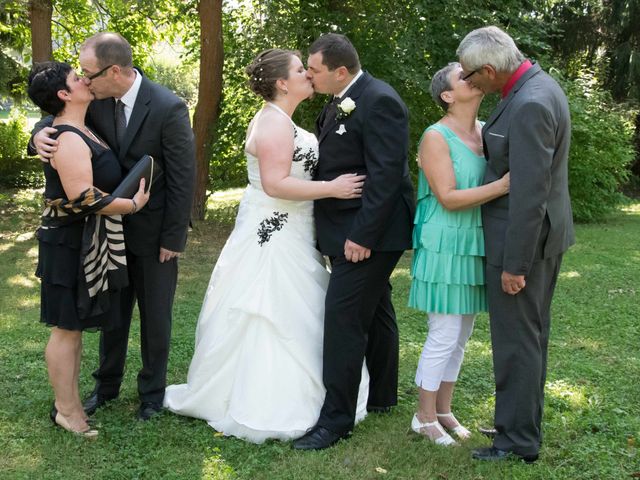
[51,408,99,439]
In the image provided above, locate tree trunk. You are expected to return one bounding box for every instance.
[631,111,640,178]
[29,0,53,63]
[191,0,224,221]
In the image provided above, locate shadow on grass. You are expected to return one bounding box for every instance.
[1,190,638,479]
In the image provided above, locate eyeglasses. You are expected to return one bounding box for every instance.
[461,68,479,81]
[83,64,114,80]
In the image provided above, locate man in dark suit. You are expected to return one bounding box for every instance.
[293,34,415,450]
[456,26,575,462]
[32,32,195,420]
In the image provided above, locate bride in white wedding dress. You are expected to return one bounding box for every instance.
[163,49,369,443]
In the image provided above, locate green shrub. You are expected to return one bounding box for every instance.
[0,110,43,188]
[147,59,199,108]
[555,71,636,222]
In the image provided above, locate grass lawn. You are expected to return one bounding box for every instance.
[0,188,638,479]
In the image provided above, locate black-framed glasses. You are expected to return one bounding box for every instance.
[461,68,479,81]
[84,64,114,80]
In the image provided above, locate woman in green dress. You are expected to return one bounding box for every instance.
[408,62,509,445]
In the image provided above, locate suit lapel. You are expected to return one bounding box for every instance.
[118,76,151,162]
[318,72,372,144]
[482,63,542,135]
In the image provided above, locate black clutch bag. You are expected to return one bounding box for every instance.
[112,154,155,198]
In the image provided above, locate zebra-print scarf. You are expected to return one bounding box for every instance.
[40,187,129,320]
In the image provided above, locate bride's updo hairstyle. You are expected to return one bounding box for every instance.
[246,49,300,101]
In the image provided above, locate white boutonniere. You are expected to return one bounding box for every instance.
[336,97,356,120]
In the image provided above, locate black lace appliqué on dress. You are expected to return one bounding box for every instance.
[292,127,318,176]
[257,212,289,246]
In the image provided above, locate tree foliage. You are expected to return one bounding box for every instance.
[209,0,558,187]
[2,0,637,222]
[556,71,636,221]
[547,0,640,173]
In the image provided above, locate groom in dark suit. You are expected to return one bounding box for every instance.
[293,34,415,450]
[456,26,574,462]
[31,32,195,420]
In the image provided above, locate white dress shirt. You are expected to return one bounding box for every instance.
[336,70,364,99]
[116,69,142,125]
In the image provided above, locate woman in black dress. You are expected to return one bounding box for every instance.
[27,62,149,437]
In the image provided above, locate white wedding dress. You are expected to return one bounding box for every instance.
[164,103,368,443]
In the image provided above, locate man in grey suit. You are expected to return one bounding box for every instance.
[31,32,195,421]
[456,26,574,462]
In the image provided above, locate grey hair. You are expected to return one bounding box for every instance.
[430,62,459,111]
[456,26,524,73]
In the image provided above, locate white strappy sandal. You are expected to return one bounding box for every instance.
[436,412,471,440]
[411,414,457,446]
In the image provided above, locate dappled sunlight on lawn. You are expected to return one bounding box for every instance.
[465,339,493,359]
[18,297,39,309]
[15,231,34,242]
[204,189,243,224]
[1,335,42,355]
[0,189,637,478]
[620,202,640,214]
[399,343,421,362]
[546,379,588,410]
[559,270,581,279]
[8,273,37,288]
[0,449,42,476]
[391,266,410,280]
[207,187,245,203]
[200,450,236,479]
[556,336,603,353]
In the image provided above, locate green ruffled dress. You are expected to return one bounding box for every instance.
[408,123,488,314]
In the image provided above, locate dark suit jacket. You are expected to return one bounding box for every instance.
[481,63,575,275]
[86,76,195,256]
[314,72,415,256]
[31,75,196,257]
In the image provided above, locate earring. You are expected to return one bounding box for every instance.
[283,89,288,95]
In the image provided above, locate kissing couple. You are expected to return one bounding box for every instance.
[163,33,415,450]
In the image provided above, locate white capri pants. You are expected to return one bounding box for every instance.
[415,313,475,391]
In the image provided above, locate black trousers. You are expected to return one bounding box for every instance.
[92,251,178,404]
[486,254,563,457]
[318,250,403,435]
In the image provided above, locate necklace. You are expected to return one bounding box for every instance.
[55,118,108,147]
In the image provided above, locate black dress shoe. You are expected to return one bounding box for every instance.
[83,392,117,416]
[366,405,392,414]
[137,402,163,421]
[292,426,348,450]
[472,446,538,464]
[478,426,498,438]
[50,404,58,424]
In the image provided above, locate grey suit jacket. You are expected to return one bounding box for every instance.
[481,63,575,275]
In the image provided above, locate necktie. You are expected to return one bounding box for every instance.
[322,97,340,130]
[115,100,126,148]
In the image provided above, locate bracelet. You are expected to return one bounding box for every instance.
[130,198,138,215]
